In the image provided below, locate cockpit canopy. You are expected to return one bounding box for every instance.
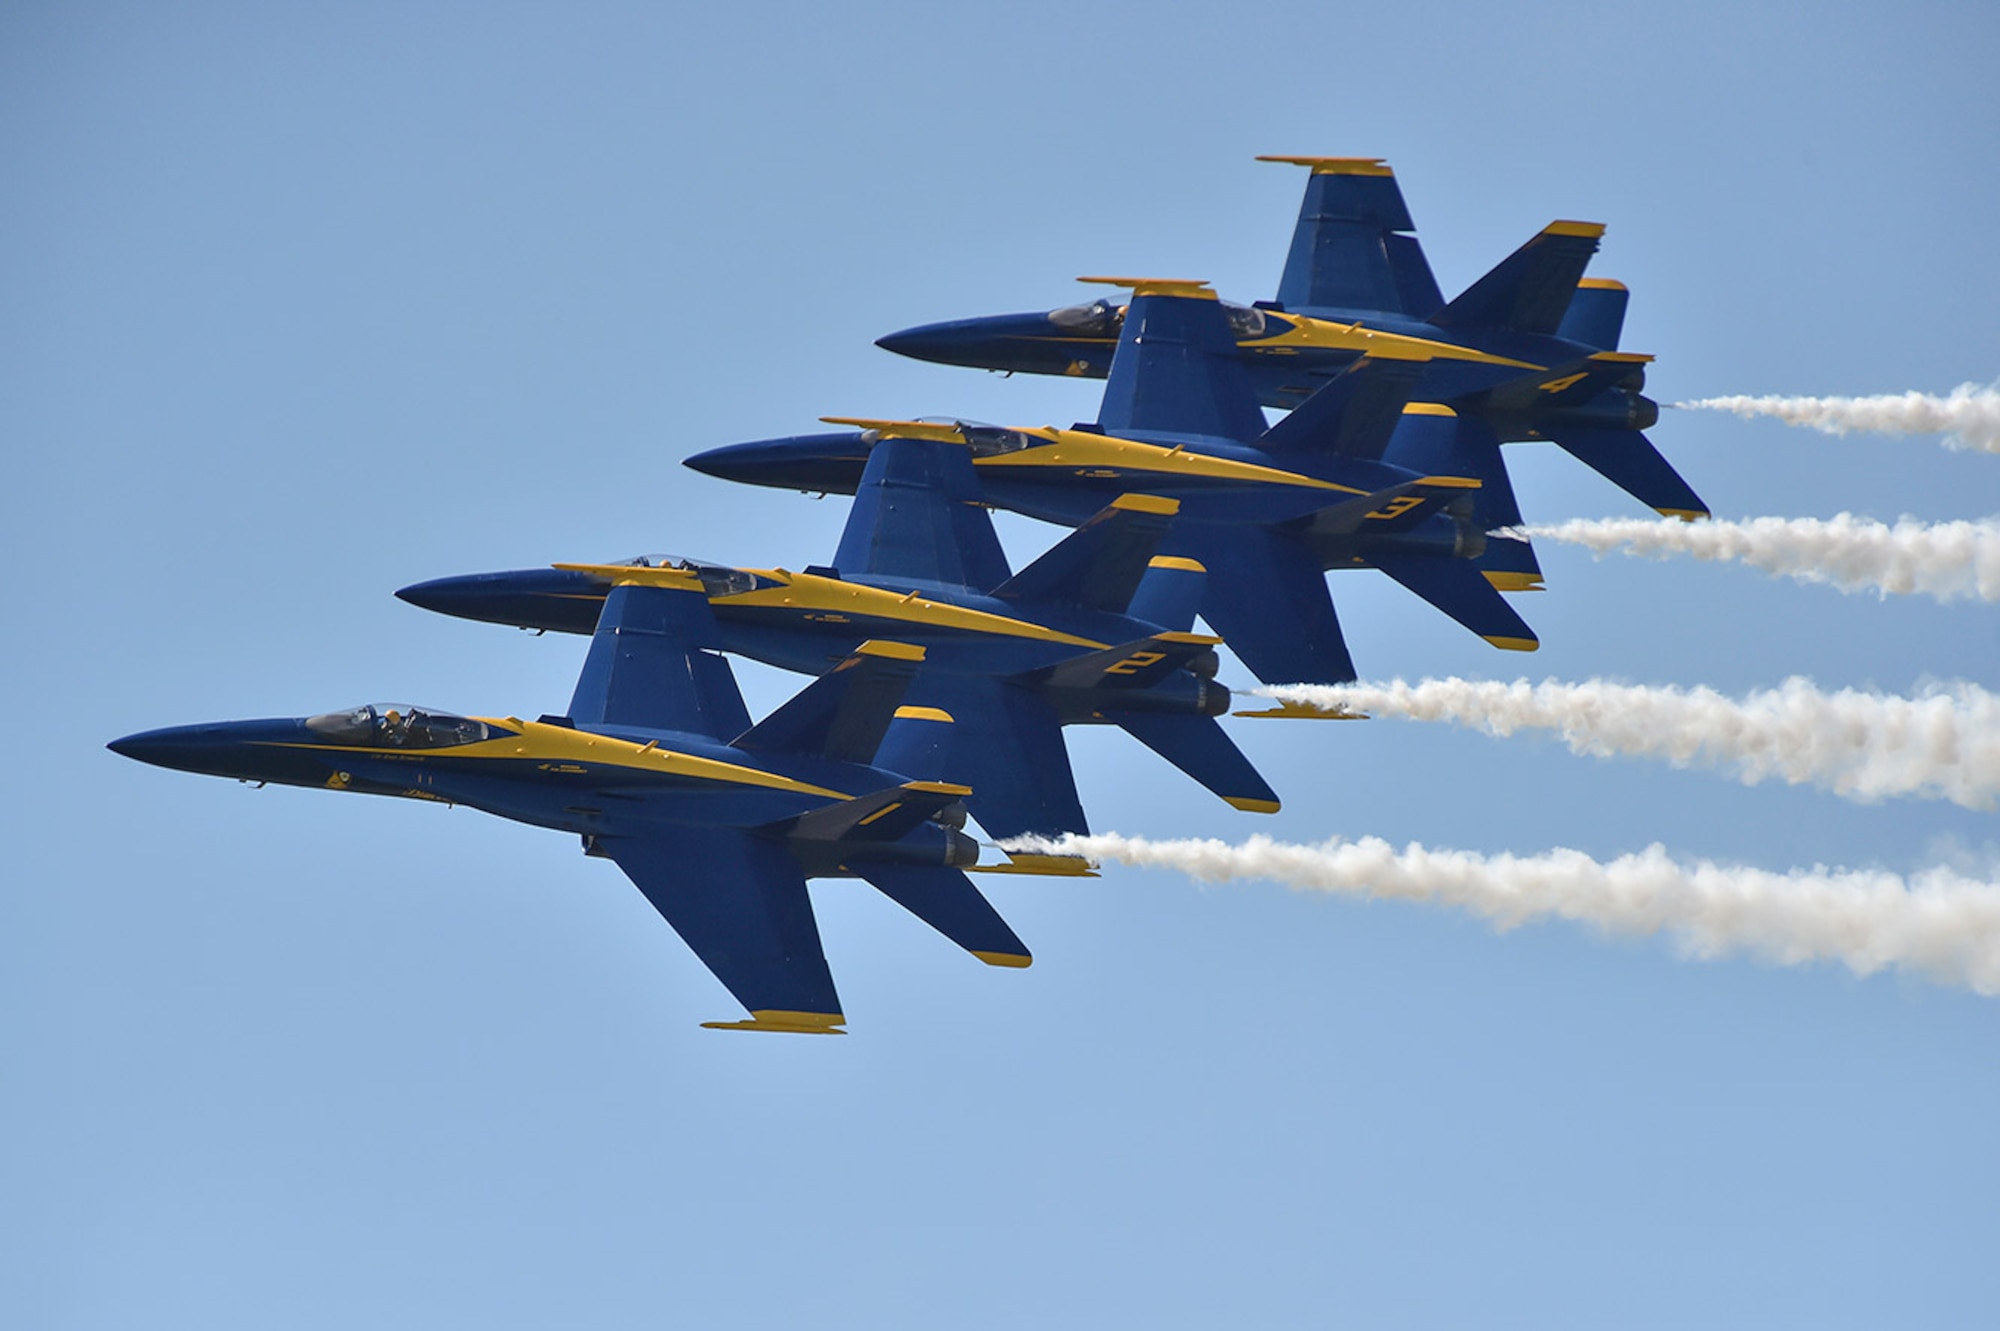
[1046,297,1266,339]
[304,704,491,749]
[1048,298,1123,337]
[610,555,757,598]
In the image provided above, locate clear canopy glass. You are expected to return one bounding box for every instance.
[304,704,491,749]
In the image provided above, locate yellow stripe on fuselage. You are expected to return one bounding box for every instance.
[971,426,1369,495]
[715,569,1109,648]
[550,563,1109,649]
[1245,316,1542,369]
[266,719,852,798]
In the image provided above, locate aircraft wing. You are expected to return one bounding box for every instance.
[832,434,1013,591]
[1259,156,1444,317]
[1088,278,1271,444]
[1024,631,1222,692]
[600,826,847,1034]
[567,583,752,741]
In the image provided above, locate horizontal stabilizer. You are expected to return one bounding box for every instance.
[1291,473,1480,543]
[1260,156,1444,316]
[1177,527,1358,685]
[972,851,1100,878]
[991,494,1178,612]
[833,434,1012,591]
[1465,351,1654,418]
[1430,221,1603,337]
[602,828,844,1033]
[1373,556,1539,651]
[567,584,752,740]
[1234,699,1368,720]
[731,641,923,764]
[1557,278,1629,350]
[765,780,972,846]
[1552,428,1711,519]
[1127,555,1206,632]
[1117,713,1280,813]
[1085,278,1270,443]
[1257,355,1428,461]
[858,864,1032,967]
[1026,631,1222,693]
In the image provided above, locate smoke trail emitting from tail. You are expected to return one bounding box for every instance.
[1518,513,2000,603]
[1261,677,2000,810]
[1007,833,2000,995]
[1677,383,2000,453]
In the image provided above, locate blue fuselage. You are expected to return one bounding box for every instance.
[107,713,970,864]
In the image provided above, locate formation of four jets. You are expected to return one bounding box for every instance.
[111,156,1705,1033]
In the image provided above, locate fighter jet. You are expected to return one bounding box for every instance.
[398,431,1280,854]
[108,582,1043,1034]
[872,155,1706,520]
[684,277,1541,686]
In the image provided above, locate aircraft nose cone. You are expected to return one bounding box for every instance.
[877,311,1089,375]
[874,322,951,361]
[396,574,482,617]
[110,718,325,784]
[682,431,873,495]
[107,723,232,773]
[397,568,607,635]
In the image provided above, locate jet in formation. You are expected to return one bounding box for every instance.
[871,155,1708,523]
[399,429,1280,859]
[110,583,1045,1034]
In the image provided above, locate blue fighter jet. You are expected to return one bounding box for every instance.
[109,583,1043,1034]
[872,155,1706,520]
[398,431,1280,855]
[684,276,1542,686]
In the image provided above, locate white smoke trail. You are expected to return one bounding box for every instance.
[1007,832,2000,995]
[1517,513,2000,603]
[1260,677,2000,810]
[1677,383,2000,453]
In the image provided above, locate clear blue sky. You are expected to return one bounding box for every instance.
[6,3,1997,1327]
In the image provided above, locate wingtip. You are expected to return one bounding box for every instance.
[701,1010,849,1035]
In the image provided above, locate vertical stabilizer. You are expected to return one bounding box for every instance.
[1259,156,1440,315]
[1087,277,1270,443]
[1557,278,1629,350]
[834,435,1013,590]
[1128,556,1207,632]
[568,583,753,739]
[1381,408,1542,590]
